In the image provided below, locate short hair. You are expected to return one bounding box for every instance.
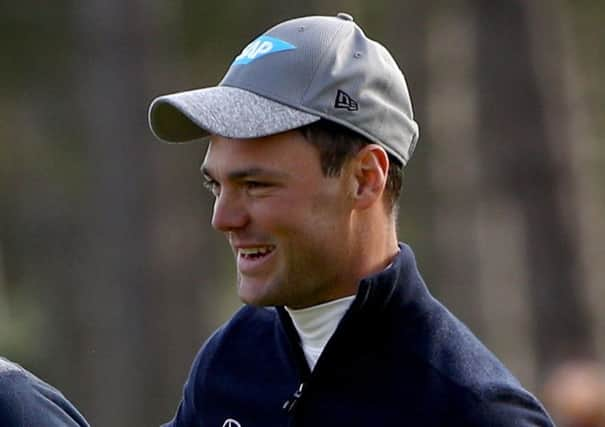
[298,119,403,215]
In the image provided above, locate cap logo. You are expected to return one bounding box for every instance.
[232,36,296,65]
[334,90,359,111]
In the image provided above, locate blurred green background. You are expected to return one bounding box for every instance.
[1,1,603,425]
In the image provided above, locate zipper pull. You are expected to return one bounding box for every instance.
[282,382,305,413]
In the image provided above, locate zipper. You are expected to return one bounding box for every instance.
[276,307,312,426]
[283,381,306,427]
[282,381,305,413]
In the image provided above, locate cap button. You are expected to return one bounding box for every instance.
[336,12,354,21]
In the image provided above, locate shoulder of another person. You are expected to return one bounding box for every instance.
[0,356,25,376]
[0,357,30,396]
[0,359,36,425]
[0,357,90,427]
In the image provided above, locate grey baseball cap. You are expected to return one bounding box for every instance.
[148,13,419,165]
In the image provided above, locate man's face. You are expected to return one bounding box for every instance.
[201,130,356,308]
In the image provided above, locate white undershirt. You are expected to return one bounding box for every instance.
[285,295,356,370]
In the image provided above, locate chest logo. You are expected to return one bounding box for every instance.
[222,418,242,427]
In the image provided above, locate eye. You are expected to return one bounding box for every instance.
[245,181,268,189]
[202,178,220,197]
[244,180,273,195]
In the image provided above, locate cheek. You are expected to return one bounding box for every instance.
[248,199,303,233]
[248,180,350,237]
[249,191,311,225]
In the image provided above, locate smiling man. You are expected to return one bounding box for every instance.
[201,129,392,309]
[149,13,554,427]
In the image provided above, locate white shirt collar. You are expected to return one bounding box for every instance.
[285,295,356,370]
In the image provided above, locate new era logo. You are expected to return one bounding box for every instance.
[334,90,359,111]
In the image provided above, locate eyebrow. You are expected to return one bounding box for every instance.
[200,166,290,181]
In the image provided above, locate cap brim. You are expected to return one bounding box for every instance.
[148,86,320,143]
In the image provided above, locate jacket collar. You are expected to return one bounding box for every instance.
[275,243,431,378]
[277,242,431,320]
[350,243,432,316]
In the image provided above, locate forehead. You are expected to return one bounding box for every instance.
[202,131,322,174]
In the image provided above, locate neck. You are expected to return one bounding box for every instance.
[293,211,398,309]
[349,210,399,280]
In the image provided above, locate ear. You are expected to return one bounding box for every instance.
[350,144,389,210]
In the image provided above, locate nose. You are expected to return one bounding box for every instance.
[211,191,250,232]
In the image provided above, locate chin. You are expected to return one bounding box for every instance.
[237,271,288,306]
[239,293,281,307]
[238,280,276,307]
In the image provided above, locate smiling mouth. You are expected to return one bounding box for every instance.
[238,245,276,260]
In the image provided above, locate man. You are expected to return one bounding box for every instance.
[0,357,90,426]
[149,13,554,426]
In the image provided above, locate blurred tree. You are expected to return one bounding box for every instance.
[423,0,485,335]
[64,0,239,424]
[562,0,605,365]
[67,1,155,425]
[474,0,595,374]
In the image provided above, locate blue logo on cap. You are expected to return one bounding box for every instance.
[232,36,296,65]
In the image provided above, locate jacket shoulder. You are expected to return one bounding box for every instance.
[168,306,287,425]
[186,305,282,385]
[0,360,27,424]
[393,299,553,424]
[203,305,279,357]
[0,358,90,427]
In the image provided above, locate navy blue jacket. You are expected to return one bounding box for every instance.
[165,244,554,426]
[0,358,89,427]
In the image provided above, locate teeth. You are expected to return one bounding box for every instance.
[239,246,274,256]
